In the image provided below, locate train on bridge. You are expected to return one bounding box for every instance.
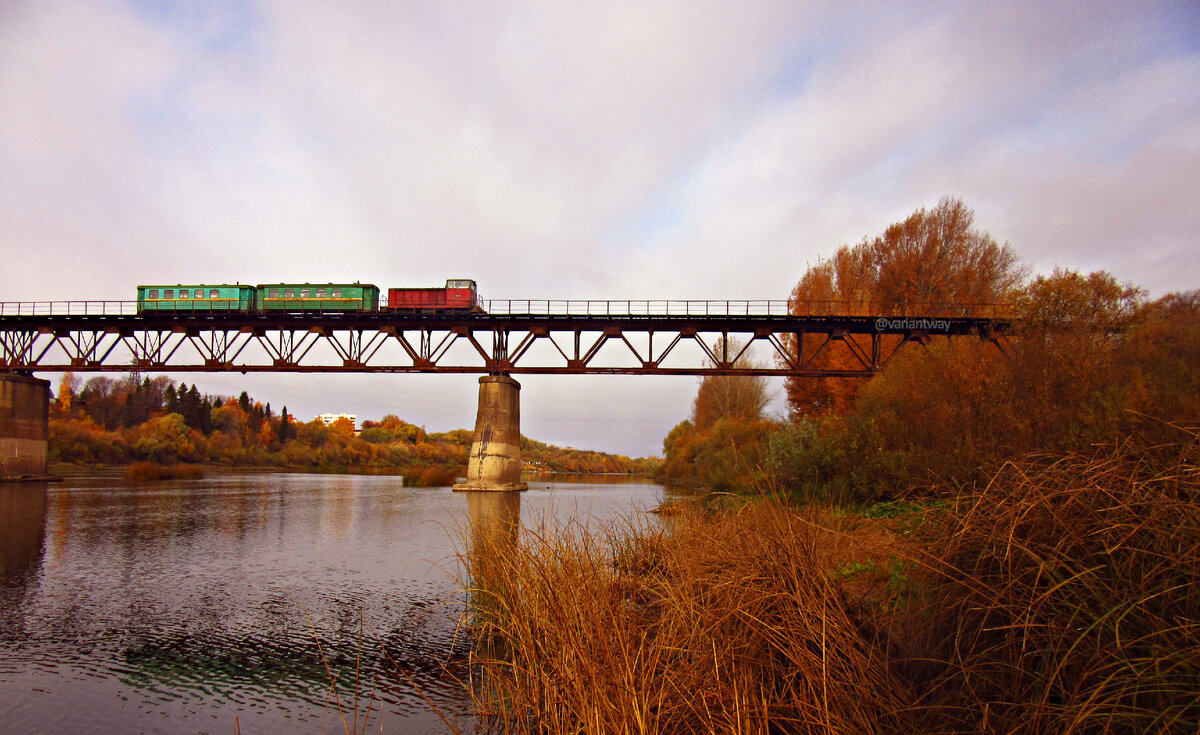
[136,279,480,313]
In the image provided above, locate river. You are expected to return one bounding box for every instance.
[0,472,667,734]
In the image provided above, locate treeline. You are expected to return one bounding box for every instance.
[50,376,653,479]
[659,197,1200,499]
[522,436,659,475]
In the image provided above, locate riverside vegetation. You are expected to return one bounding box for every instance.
[50,379,657,485]
[461,199,1200,734]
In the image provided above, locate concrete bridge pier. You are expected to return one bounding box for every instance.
[453,375,529,492]
[0,374,50,480]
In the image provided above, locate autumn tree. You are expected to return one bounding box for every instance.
[660,337,773,490]
[846,269,1168,492]
[692,338,769,430]
[1006,269,1146,446]
[55,372,80,415]
[785,197,1024,417]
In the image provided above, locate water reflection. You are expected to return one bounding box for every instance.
[0,482,46,587]
[0,472,661,734]
[466,490,521,552]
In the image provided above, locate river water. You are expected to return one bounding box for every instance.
[0,472,666,734]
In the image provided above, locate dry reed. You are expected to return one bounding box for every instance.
[126,461,206,481]
[911,439,1200,733]
[464,502,911,734]
[460,436,1200,734]
[402,465,458,487]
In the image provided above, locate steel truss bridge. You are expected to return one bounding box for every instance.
[0,300,1008,377]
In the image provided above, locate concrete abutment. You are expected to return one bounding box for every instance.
[453,375,529,492]
[0,374,51,480]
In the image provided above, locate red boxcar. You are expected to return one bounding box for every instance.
[385,279,480,311]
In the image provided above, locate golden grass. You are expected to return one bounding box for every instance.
[402,465,459,487]
[126,461,206,481]
[464,503,910,734]
[911,438,1200,733]
[460,437,1200,734]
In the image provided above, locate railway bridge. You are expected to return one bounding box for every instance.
[0,298,1008,488]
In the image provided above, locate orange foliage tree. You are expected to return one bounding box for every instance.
[784,198,1024,417]
[844,270,1197,494]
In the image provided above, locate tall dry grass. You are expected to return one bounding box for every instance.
[126,461,206,481]
[402,465,458,487]
[913,438,1200,733]
[461,436,1200,734]
[464,503,911,734]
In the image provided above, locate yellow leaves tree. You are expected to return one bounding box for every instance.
[56,372,80,414]
[784,197,1024,418]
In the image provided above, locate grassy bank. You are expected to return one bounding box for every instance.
[461,439,1200,733]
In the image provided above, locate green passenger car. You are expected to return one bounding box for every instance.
[255,283,380,311]
[137,285,257,312]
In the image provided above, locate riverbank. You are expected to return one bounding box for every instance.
[463,440,1200,733]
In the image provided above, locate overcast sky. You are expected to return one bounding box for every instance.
[2,1,1197,457]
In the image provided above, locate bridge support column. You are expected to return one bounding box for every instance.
[0,374,50,480]
[454,375,529,492]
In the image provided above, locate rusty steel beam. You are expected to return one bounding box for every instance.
[0,311,1009,376]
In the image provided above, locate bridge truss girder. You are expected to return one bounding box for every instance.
[0,314,1005,376]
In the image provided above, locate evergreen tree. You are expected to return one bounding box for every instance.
[279,405,291,443]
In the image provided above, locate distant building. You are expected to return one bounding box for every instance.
[315,412,357,431]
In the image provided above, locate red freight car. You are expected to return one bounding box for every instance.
[385,279,481,311]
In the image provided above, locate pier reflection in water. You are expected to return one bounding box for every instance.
[0,482,47,588]
[0,471,661,734]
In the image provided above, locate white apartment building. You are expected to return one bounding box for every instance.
[315,413,357,430]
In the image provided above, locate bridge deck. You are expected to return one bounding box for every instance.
[0,301,1008,376]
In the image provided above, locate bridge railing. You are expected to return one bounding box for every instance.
[478,300,794,316]
[0,299,1011,319]
[0,300,140,316]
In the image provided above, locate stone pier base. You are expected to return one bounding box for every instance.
[453,375,529,492]
[0,374,50,480]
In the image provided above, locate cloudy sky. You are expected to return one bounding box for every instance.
[2,0,1197,456]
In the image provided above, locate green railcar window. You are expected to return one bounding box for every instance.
[210,289,220,298]
[284,288,295,298]
[148,289,159,299]
[316,288,326,298]
[334,288,343,297]
[300,288,311,298]
[165,289,174,299]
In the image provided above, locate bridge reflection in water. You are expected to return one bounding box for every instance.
[0,482,47,589]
